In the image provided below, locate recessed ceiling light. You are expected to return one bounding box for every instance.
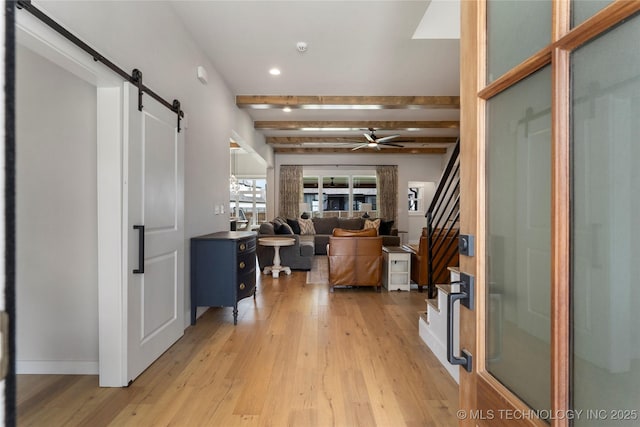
[269,68,281,76]
[283,107,292,113]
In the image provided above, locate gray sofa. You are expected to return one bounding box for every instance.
[256,222,315,271]
[257,216,400,270]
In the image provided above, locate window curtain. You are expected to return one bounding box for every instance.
[279,165,303,218]
[376,165,398,223]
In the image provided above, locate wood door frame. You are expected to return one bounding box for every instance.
[459,1,640,426]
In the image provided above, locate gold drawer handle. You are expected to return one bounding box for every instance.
[239,261,246,269]
[239,243,246,251]
[239,283,246,290]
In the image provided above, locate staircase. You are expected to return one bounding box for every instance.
[419,139,461,382]
[426,139,460,298]
[419,267,460,383]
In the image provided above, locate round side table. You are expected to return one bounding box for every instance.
[258,237,296,278]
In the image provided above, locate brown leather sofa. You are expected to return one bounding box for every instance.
[327,228,383,292]
[405,227,459,292]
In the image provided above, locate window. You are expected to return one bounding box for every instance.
[353,176,377,214]
[322,176,349,216]
[230,178,266,227]
[302,176,319,216]
[303,172,377,217]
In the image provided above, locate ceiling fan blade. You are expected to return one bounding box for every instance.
[376,134,400,143]
[340,139,366,143]
[364,133,375,143]
[351,143,369,151]
[375,144,382,151]
[380,142,404,148]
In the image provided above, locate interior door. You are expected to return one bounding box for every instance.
[458,1,640,427]
[125,82,184,382]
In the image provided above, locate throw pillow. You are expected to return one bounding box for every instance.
[287,218,301,235]
[298,218,316,235]
[275,222,294,235]
[364,218,381,232]
[258,222,275,235]
[379,219,394,235]
[273,216,287,227]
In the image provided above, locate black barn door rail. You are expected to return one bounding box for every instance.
[16,0,185,132]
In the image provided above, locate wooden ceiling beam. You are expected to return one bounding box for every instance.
[266,136,458,144]
[237,95,460,109]
[254,121,459,130]
[273,147,447,154]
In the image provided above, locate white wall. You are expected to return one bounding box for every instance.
[35,1,269,231]
[234,151,267,177]
[408,181,437,244]
[233,110,273,168]
[274,153,445,235]
[16,45,99,373]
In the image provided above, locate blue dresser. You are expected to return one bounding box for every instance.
[190,231,257,325]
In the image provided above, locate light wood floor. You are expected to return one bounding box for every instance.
[18,263,459,426]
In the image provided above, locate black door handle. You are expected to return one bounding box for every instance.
[133,225,145,274]
[446,272,474,372]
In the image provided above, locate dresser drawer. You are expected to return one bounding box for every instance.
[237,271,256,300]
[237,252,256,273]
[237,238,256,254]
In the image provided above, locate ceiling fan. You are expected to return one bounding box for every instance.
[351,128,409,151]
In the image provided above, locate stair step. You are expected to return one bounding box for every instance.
[426,297,440,313]
[435,284,455,295]
[419,311,429,325]
[447,266,460,274]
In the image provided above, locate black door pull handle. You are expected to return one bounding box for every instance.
[446,273,474,372]
[133,225,145,274]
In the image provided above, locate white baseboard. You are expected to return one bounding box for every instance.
[419,316,459,384]
[17,360,99,375]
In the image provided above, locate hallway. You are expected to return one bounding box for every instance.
[18,268,458,426]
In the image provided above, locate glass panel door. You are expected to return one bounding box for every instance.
[571,14,640,426]
[461,0,640,424]
[486,0,551,82]
[572,0,613,27]
[486,66,552,413]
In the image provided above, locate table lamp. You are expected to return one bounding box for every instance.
[299,203,310,219]
[361,203,372,219]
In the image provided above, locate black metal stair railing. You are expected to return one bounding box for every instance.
[426,139,460,298]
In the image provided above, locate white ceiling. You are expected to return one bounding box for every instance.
[170,0,461,150]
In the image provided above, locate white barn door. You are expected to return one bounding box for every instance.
[125,83,184,382]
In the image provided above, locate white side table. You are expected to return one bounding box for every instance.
[382,246,411,291]
[258,237,295,278]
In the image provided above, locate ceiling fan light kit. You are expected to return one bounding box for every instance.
[351,128,407,151]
